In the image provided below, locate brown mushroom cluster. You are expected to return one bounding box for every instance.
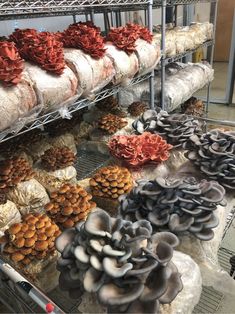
[45,184,96,229]
[0,193,7,205]
[41,146,76,172]
[89,166,133,199]
[96,96,119,111]
[0,213,60,266]
[181,97,204,117]
[0,157,34,191]
[128,101,148,117]
[133,109,202,148]
[98,114,128,135]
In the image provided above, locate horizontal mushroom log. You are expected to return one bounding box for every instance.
[186,129,235,190]
[0,213,60,266]
[41,146,76,172]
[55,209,182,313]
[0,157,35,192]
[89,166,133,199]
[120,177,226,241]
[132,109,202,148]
[45,183,96,229]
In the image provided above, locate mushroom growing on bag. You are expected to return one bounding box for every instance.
[0,213,61,266]
[120,177,226,241]
[132,109,202,148]
[45,183,96,229]
[98,114,128,135]
[55,209,182,313]
[186,129,235,190]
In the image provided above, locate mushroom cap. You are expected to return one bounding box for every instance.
[84,210,112,238]
[83,267,106,293]
[55,228,76,253]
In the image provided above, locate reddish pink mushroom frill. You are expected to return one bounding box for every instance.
[0,41,24,86]
[108,132,172,167]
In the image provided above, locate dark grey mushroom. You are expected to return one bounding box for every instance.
[83,267,106,292]
[55,228,76,253]
[85,210,112,238]
[132,109,202,148]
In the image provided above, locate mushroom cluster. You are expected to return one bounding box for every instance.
[96,96,119,111]
[0,157,34,192]
[98,114,128,135]
[0,213,60,266]
[108,132,172,167]
[41,146,75,172]
[89,166,133,199]
[120,177,225,241]
[132,109,201,147]
[128,102,148,117]
[181,97,204,117]
[0,193,7,205]
[56,209,183,313]
[45,184,96,229]
[186,130,235,189]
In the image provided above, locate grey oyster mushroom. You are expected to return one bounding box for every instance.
[120,177,225,241]
[132,109,202,148]
[56,209,182,313]
[186,129,235,190]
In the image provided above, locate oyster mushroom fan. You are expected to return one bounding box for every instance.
[132,109,202,148]
[56,209,182,313]
[108,132,172,167]
[0,213,61,266]
[186,130,235,190]
[120,177,225,241]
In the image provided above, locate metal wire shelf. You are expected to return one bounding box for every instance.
[154,0,217,6]
[0,72,151,144]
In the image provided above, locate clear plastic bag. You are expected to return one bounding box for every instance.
[48,132,77,155]
[105,43,139,86]
[24,62,79,112]
[0,201,21,236]
[7,178,50,215]
[0,74,40,133]
[64,48,115,97]
[35,165,77,193]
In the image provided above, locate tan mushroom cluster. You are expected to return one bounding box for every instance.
[41,146,75,172]
[0,213,60,266]
[128,101,148,117]
[0,157,34,191]
[98,114,128,134]
[89,166,133,199]
[181,97,204,117]
[45,184,96,229]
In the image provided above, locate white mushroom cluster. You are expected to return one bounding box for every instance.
[120,177,226,241]
[132,109,201,147]
[187,130,235,189]
[56,209,182,313]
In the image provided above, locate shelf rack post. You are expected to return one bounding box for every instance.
[161,0,167,110]
[148,0,155,109]
[205,0,218,118]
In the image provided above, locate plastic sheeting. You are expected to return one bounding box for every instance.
[0,201,21,236]
[7,178,50,215]
[64,48,115,97]
[24,62,79,111]
[119,62,214,112]
[0,75,38,132]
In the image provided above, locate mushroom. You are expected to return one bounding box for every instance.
[98,114,128,135]
[120,177,225,240]
[55,209,182,312]
[41,146,75,171]
[186,130,235,190]
[132,109,202,148]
